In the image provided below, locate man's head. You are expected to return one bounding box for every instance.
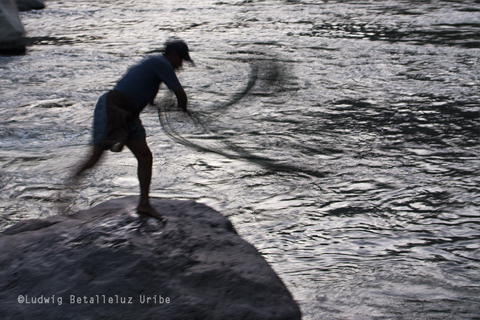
[164,40,193,69]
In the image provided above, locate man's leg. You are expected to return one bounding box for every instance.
[76,146,105,177]
[77,92,109,178]
[57,145,104,215]
[125,139,165,221]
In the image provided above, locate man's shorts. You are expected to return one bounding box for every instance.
[92,93,146,147]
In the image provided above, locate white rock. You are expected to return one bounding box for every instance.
[0,0,25,54]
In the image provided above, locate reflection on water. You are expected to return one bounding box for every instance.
[1,0,479,318]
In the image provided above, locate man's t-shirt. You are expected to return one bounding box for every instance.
[114,55,182,111]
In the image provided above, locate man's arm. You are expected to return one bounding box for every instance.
[173,87,188,112]
[149,92,158,105]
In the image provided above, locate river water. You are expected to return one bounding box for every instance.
[1,0,480,318]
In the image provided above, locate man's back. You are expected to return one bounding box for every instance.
[114,55,182,111]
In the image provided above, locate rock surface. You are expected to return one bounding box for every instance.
[0,0,26,54]
[16,0,45,11]
[0,196,301,320]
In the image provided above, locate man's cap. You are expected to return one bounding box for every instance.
[164,40,193,63]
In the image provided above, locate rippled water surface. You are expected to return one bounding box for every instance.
[1,0,480,318]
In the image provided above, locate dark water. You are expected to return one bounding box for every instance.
[1,0,479,318]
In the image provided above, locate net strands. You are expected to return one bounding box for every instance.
[157,62,326,178]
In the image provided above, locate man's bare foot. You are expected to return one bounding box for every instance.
[137,204,166,223]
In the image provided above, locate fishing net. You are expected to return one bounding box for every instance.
[156,60,326,178]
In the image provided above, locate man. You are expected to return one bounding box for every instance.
[75,39,193,221]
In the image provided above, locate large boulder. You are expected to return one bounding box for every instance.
[0,196,301,320]
[16,0,45,11]
[0,0,26,54]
